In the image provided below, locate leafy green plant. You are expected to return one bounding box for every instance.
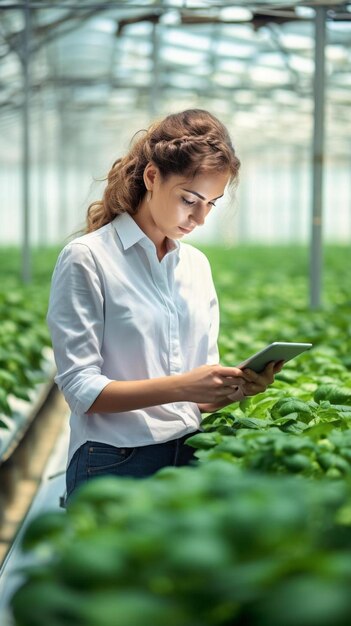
[192,244,351,479]
[0,291,51,419]
[187,427,351,478]
[186,382,351,479]
[10,462,351,626]
[0,247,58,423]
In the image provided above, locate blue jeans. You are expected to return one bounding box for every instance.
[65,431,199,504]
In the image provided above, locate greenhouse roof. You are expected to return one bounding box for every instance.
[0,0,350,156]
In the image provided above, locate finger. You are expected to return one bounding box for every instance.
[243,381,267,396]
[242,368,261,382]
[218,383,246,400]
[258,361,276,385]
[218,390,241,402]
[262,361,276,376]
[222,376,247,388]
[243,368,271,387]
[218,366,252,379]
[227,387,246,401]
[260,360,284,381]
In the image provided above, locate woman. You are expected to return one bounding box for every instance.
[47,109,282,502]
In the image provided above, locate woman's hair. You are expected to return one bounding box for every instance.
[86,109,241,233]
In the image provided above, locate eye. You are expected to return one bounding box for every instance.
[209,202,216,208]
[182,197,195,206]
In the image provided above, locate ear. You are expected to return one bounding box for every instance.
[143,162,159,191]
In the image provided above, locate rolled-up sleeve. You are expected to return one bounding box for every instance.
[46,243,113,415]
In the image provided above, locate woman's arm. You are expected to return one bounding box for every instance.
[86,364,250,414]
[87,376,184,413]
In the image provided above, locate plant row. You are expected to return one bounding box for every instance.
[10,462,351,626]
[191,244,351,479]
[7,244,351,625]
[0,247,58,432]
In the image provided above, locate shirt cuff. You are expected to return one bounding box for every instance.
[57,373,114,415]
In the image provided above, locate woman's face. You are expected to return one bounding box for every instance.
[142,163,230,242]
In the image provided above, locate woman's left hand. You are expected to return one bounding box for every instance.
[234,360,284,400]
[197,360,284,413]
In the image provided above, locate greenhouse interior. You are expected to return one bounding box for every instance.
[0,0,351,624]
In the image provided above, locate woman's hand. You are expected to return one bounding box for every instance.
[181,363,250,405]
[197,360,284,413]
[237,360,284,399]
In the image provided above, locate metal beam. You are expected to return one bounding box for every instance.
[310,6,326,309]
[21,0,31,283]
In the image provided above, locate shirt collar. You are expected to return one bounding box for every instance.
[112,212,180,258]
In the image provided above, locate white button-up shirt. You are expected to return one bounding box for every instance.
[47,212,220,465]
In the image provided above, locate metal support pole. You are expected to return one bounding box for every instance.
[58,103,69,240]
[150,21,161,119]
[22,0,31,282]
[290,146,306,243]
[37,88,48,245]
[310,6,326,308]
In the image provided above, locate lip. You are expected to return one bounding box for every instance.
[179,226,194,234]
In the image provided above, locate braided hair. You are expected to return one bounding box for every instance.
[86,109,240,233]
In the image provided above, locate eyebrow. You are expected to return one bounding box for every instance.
[182,188,224,202]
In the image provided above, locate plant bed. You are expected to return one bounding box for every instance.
[0,247,59,466]
[3,244,351,626]
[0,347,56,466]
[9,462,351,626]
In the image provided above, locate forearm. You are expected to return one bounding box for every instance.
[86,363,248,415]
[86,375,186,414]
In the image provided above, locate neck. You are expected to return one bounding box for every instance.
[132,201,168,260]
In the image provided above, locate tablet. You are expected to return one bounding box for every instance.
[236,342,313,374]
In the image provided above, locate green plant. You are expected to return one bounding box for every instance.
[10,462,351,626]
[0,247,58,421]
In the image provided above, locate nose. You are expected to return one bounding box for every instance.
[189,201,207,226]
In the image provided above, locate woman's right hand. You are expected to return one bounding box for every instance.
[180,364,250,404]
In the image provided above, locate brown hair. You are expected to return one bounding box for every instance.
[86,109,240,233]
